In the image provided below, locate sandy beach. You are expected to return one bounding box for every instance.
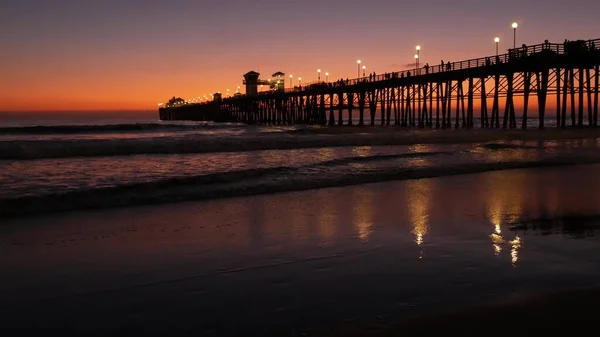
[2,163,600,336]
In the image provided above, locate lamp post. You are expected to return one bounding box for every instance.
[362,65,366,77]
[325,72,329,82]
[512,22,518,50]
[298,77,302,86]
[357,60,361,78]
[236,86,240,93]
[416,45,421,68]
[289,74,293,88]
[414,54,419,70]
[318,69,321,82]
[494,37,500,56]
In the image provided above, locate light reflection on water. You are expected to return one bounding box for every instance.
[2,165,600,334]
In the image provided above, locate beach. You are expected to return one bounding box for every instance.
[3,163,600,336]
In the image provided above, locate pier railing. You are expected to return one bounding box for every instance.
[249,38,598,97]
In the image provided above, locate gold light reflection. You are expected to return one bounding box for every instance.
[353,189,374,242]
[510,236,521,265]
[352,146,372,157]
[317,147,335,161]
[489,222,522,266]
[406,180,431,251]
[491,232,503,256]
[484,171,527,265]
[407,144,433,167]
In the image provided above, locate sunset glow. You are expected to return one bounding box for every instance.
[1,0,599,112]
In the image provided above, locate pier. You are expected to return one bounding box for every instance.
[159,39,600,129]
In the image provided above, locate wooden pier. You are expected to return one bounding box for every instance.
[160,39,600,129]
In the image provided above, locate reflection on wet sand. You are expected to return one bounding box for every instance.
[3,165,600,336]
[353,187,374,242]
[352,145,372,157]
[406,180,432,255]
[484,169,529,265]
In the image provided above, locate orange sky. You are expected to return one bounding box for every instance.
[1,0,599,112]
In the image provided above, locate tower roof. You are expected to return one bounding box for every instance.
[272,71,285,76]
[244,71,260,76]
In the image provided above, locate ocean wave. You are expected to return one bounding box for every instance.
[3,129,595,160]
[477,143,543,150]
[2,153,598,218]
[0,122,246,135]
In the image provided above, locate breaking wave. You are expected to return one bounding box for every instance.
[2,148,599,218]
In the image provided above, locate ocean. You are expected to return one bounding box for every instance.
[3,113,600,335]
[0,113,597,217]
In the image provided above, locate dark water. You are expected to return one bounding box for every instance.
[0,117,598,217]
[1,165,600,336]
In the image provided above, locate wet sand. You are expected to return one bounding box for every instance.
[335,286,600,336]
[2,164,600,336]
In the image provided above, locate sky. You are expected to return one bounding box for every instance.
[1,0,599,112]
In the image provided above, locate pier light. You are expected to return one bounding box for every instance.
[415,45,421,68]
[512,22,518,50]
[289,74,293,88]
[362,65,366,77]
[325,72,329,82]
[318,69,321,81]
[158,103,162,106]
[298,77,302,86]
[357,60,361,78]
[494,37,500,55]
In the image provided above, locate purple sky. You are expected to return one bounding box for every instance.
[1,0,599,111]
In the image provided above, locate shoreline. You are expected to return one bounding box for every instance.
[3,159,600,219]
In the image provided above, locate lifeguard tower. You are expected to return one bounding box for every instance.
[270,72,286,91]
[213,92,222,102]
[242,70,286,96]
